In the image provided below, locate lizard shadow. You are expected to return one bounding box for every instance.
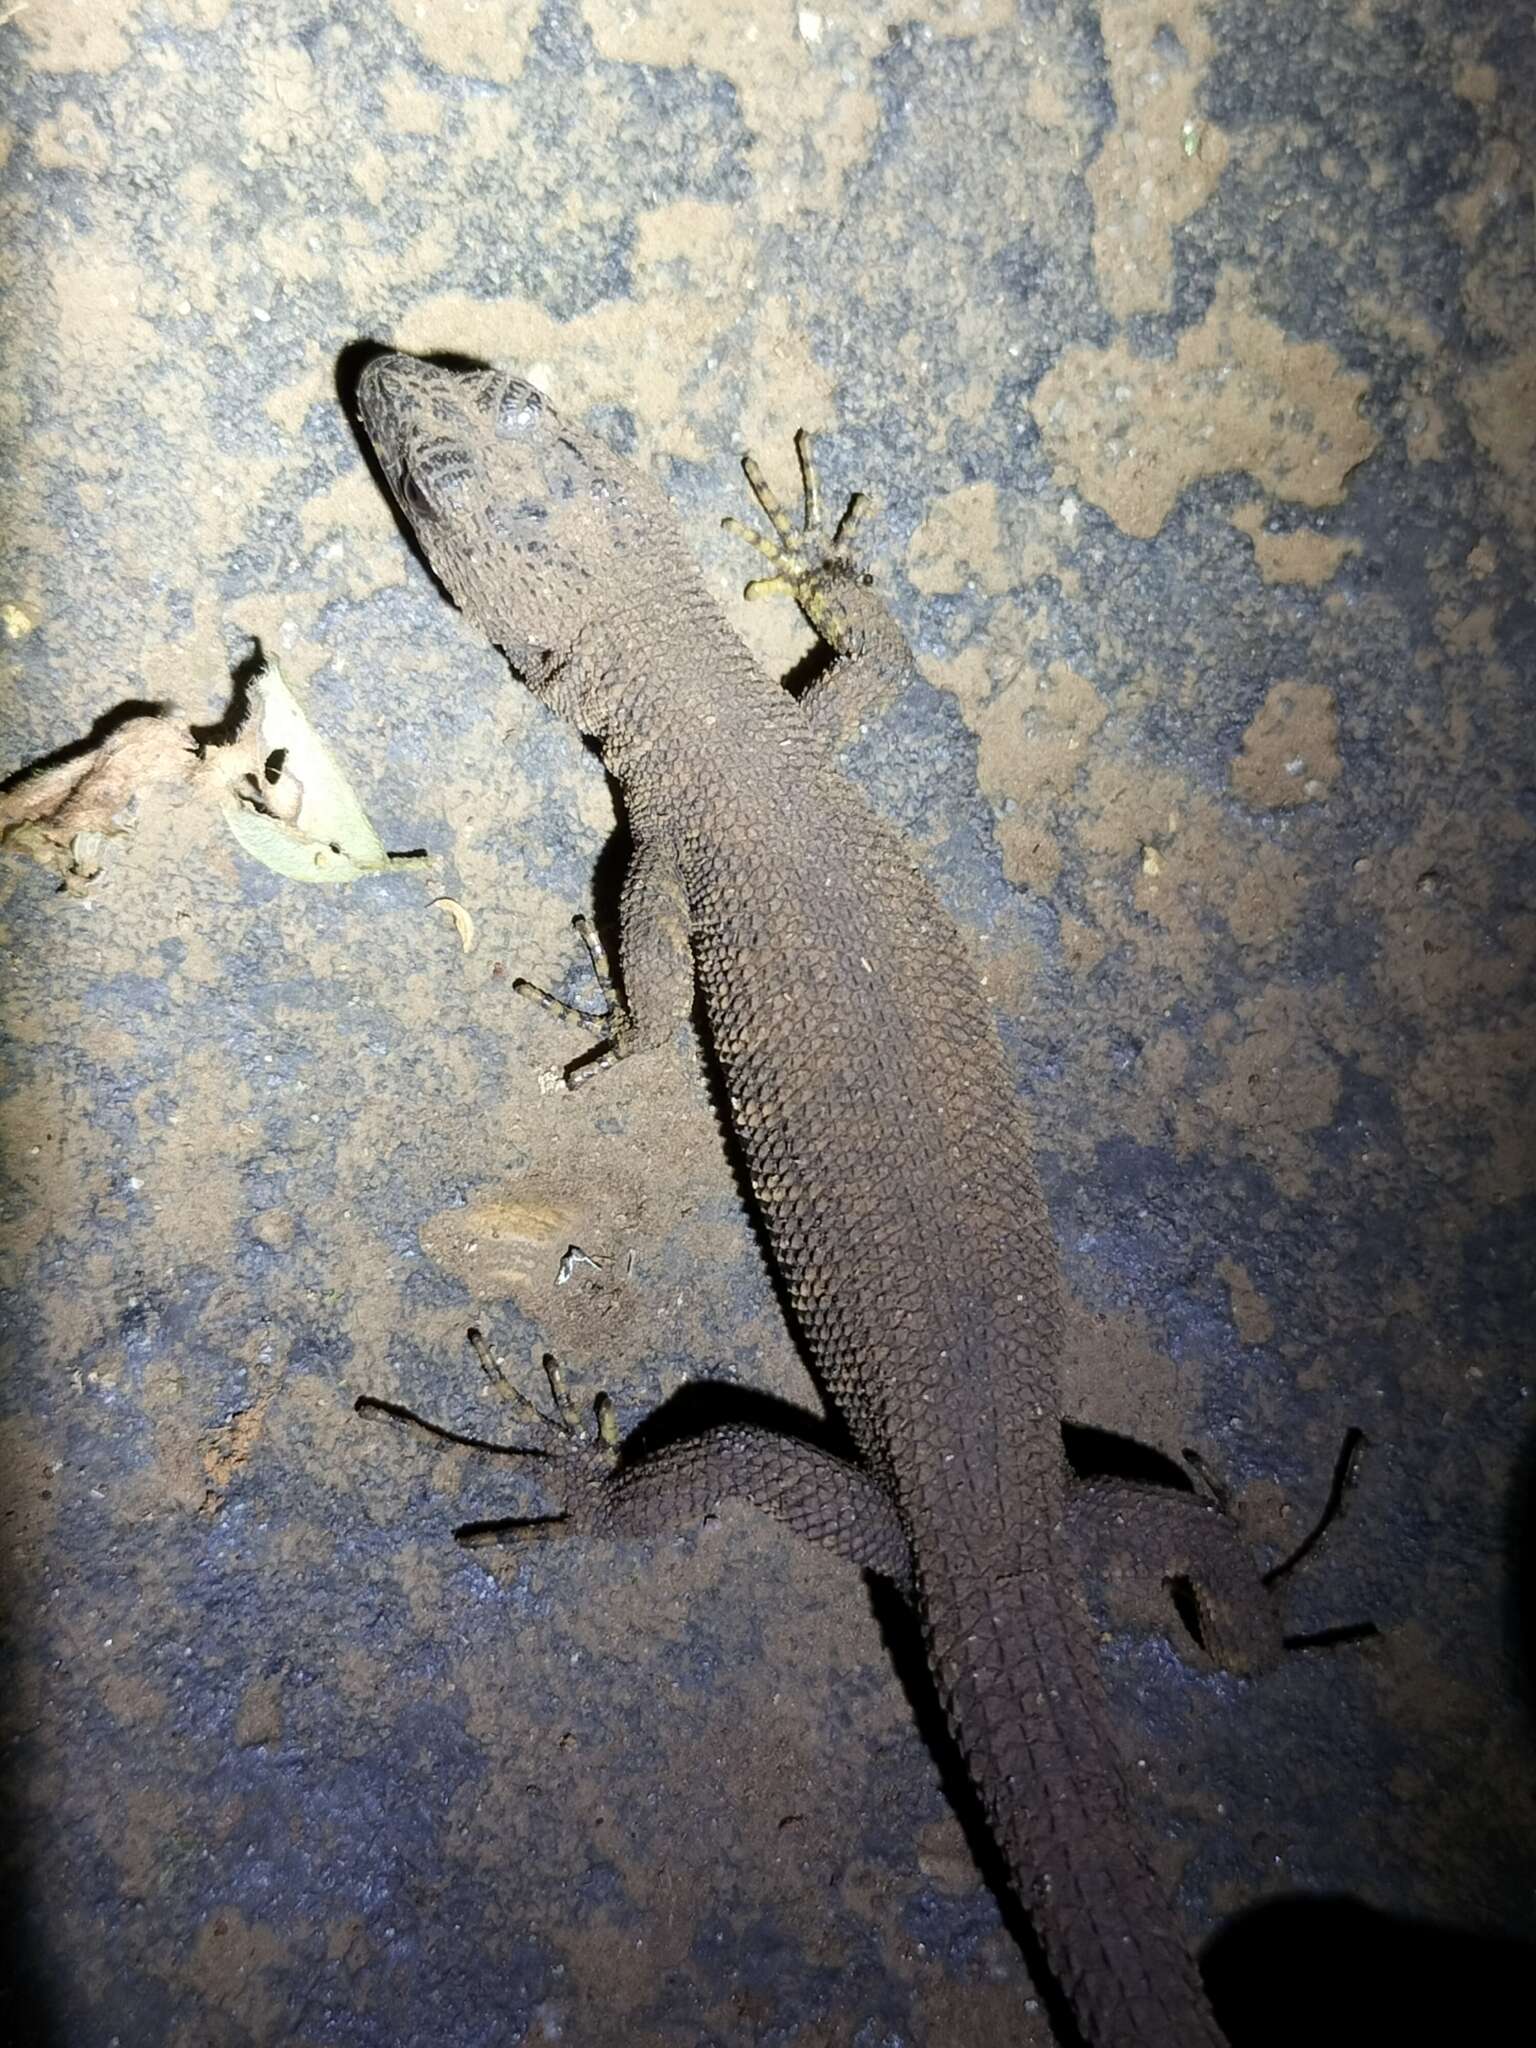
[0,695,171,796]
[1504,1409,1536,1726]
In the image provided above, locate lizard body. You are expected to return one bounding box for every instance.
[357,353,1282,2048]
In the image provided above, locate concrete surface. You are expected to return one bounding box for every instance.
[1,3,1532,2045]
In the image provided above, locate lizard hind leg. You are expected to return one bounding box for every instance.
[1063,1472,1288,1678]
[355,1329,621,1548]
[1063,1428,1375,1677]
[360,1331,916,1588]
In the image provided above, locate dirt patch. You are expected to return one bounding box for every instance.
[1230,681,1342,810]
[1031,267,1379,538]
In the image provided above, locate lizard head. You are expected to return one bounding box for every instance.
[358,352,690,729]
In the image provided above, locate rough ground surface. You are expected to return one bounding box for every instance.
[1,4,1532,2047]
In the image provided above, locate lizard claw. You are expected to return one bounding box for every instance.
[465,1328,620,1454]
[512,914,637,1088]
[355,1331,621,1553]
[1266,1427,1380,1654]
[1180,1429,1379,1658]
[449,1335,620,1552]
[723,429,872,640]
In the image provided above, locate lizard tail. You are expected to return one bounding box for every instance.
[919,1540,1231,2048]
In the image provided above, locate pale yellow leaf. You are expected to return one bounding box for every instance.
[221,658,428,885]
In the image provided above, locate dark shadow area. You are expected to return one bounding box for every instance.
[336,337,491,417]
[1205,1896,1536,2047]
[0,1519,64,2045]
[0,1856,60,2048]
[779,633,834,705]
[584,804,636,963]
[0,697,169,795]
[334,337,403,483]
[1,650,266,796]
[1504,1412,1536,1722]
[1062,1417,1199,1489]
[1061,1424,1213,1657]
[608,1374,862,1467]
[524,790,697,1079]
[186,639,266,753]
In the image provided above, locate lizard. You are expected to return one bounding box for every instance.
[355,350,1304,2048]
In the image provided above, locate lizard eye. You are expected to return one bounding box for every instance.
[399,447,473,523]
[398,467,440,523]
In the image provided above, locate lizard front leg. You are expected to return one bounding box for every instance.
[514,824,695,1087]
[725,431,914,745]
